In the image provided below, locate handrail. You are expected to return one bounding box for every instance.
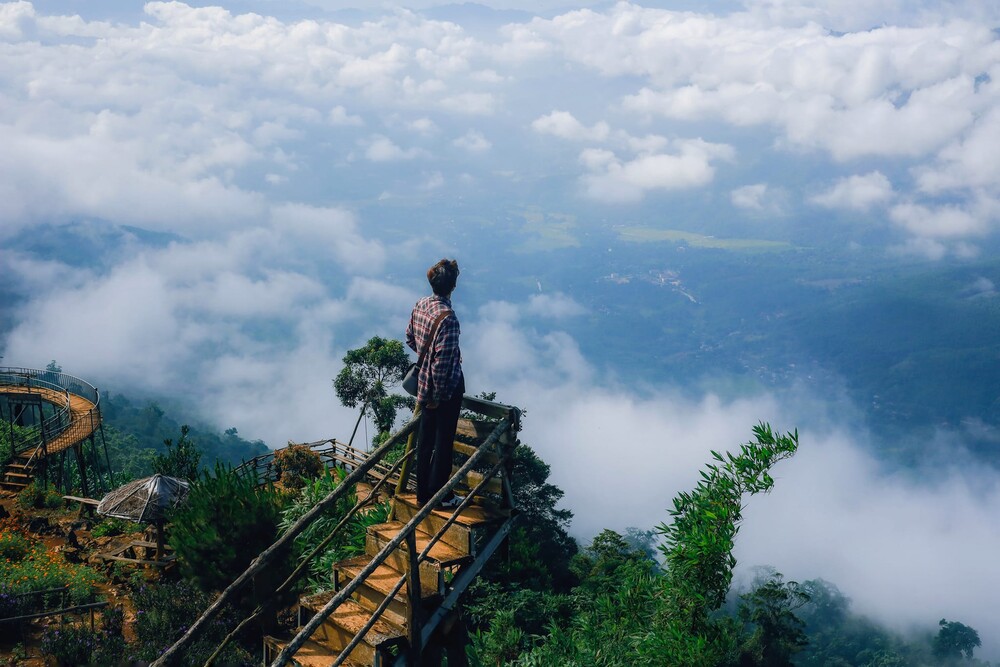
[270,400,519,667]
[203,445,417,667]
[154,395,519,667]
[234,439,411,491]
[328,452,513,667]
[151,416,423,667]
[0,367,102,467]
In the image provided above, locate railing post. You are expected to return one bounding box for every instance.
[406,531,422,662]
[395,404,421,496]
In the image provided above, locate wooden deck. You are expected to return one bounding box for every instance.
[2,385,99,457]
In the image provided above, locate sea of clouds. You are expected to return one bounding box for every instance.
[3,0,1000,657]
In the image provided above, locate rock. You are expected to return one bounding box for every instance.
[65,528,81,548]
[27,516,50,534]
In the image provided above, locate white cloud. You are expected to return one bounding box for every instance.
[452,129,492,152]
[531,110,610,142]
[524,293,586,318]
[407,117,439,135]
[579,139,735,203]
[0,1,34,40]
[731,183,788,215]
[888,236,949,260]
[269,203,386,273]
[438,92,496,115]
[889,202,988,238]
[737,429,1000,649]
[811,171,895,211]
[363,134,425,162]
[916,106,1000,194]
[420,171,446,190]
[460,314,1000,658]
[329,105,364,126]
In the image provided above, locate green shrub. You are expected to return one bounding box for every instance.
[0,528,32,562]
[169,462,285,593]
[279,467,390,591]
[91,517,143,538]
[152,424,202,481]
[274,444,323,489]
[15,481,63,509]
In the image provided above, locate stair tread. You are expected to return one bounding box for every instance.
[263,635,365,667]
[395,494,510,527]
[336,555,438,599]
[299,594,405,646]
[370,521,470,566]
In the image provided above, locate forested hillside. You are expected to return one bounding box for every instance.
[98,392,269,481]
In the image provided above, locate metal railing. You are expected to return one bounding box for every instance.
[0,367,101,469]
[152,395,520,667]
[0,585,106,626]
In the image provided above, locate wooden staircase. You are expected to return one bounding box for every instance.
[266,494,510,666]
[0,454,36,493]
[262,399,520,667]
[151,397,520,667]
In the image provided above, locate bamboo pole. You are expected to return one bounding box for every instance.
[395,403,421,496]
[150,415,421,667]
[269,418,511,667]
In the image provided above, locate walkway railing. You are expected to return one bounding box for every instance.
[0,367,102,468]
[235,439,412,492]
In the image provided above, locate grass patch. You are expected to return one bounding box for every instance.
[617,227,792,252]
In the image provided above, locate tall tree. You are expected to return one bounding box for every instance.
[738,572,810,666]
[933,619,981,662]
[333,337,411,447]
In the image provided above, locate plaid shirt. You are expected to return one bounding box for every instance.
[406,295,462,404]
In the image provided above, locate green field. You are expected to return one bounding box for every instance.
[617,226,793,252]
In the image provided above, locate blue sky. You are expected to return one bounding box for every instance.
[2,0,1000,652]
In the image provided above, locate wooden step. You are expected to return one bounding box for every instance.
[392,494,508,556]
[366,522,470,592]
[3,472,32,479]
[334,556,438,628]
[263,635,364,667]
[298,593,405,665]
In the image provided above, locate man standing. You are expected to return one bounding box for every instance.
[406,259,464,508]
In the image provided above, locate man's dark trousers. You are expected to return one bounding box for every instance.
[417,376,465,505]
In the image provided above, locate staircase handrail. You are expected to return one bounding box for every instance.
[151,415,424,667]
[270,398,519,667]
[152,395,519,667]
[204,444,418,667]
[328,451,516,667]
